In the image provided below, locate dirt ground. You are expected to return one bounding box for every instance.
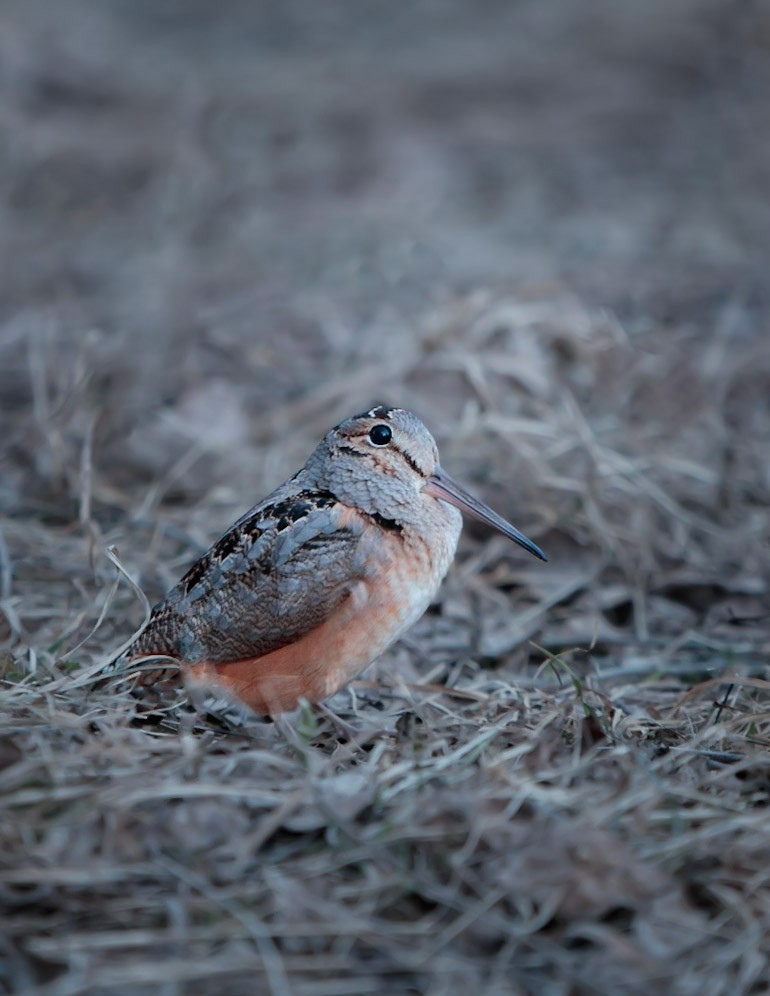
[2,1,770,994]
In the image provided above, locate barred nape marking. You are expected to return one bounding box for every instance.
[365,405,399,420]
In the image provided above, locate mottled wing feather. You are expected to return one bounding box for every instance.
[129,489,367,665]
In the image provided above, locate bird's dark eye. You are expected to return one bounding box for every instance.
[368,424,392,446]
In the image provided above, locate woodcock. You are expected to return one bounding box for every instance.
[117,406,547,714]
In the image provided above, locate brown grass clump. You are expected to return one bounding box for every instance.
[2,2,770,993]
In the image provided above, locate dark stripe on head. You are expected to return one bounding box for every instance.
[398,449,423,476]
[369,511,403,533]
[344,431,424,477]
[356,404,398,420]
[338,444,368,458]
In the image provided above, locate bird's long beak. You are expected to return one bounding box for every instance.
[425,466,547,562]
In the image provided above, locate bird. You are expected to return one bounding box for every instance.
[113,405,547,715]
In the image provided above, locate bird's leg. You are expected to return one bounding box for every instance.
[312,701,364,741]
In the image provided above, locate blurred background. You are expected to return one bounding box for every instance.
[3,4,770,993]
[1,0,769,679]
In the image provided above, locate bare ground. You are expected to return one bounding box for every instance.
[1,1,770,994]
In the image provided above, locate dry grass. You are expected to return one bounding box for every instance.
[2,2,770,994]
[4,291,769,996]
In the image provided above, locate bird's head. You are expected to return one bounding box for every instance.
[306,405,546,561]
